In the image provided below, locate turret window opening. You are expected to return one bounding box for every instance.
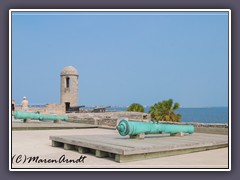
[66,77,70,88]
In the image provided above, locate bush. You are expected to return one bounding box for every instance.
[127,103,144,112]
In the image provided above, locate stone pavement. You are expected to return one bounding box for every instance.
[11,128,229,169]
[12,119,98,130]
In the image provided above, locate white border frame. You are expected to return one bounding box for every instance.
[9,9,231,172]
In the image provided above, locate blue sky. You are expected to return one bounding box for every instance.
[11,11,229,107]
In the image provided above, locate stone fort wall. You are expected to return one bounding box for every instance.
[16,103,65,114]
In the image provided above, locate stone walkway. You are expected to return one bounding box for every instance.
[12,119,98,130]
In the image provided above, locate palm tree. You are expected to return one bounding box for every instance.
[149,99,181,122]
[127,103,144,112]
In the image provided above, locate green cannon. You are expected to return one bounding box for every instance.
[13,110,68,123]
[116,119,194,139]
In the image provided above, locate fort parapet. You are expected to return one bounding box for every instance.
[15,103,65,114]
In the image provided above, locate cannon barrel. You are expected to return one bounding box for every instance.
[13,110,68,121]
[116,119,194,136]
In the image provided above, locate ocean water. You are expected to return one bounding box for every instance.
[108,106,229,124]
[175,107,228,124]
